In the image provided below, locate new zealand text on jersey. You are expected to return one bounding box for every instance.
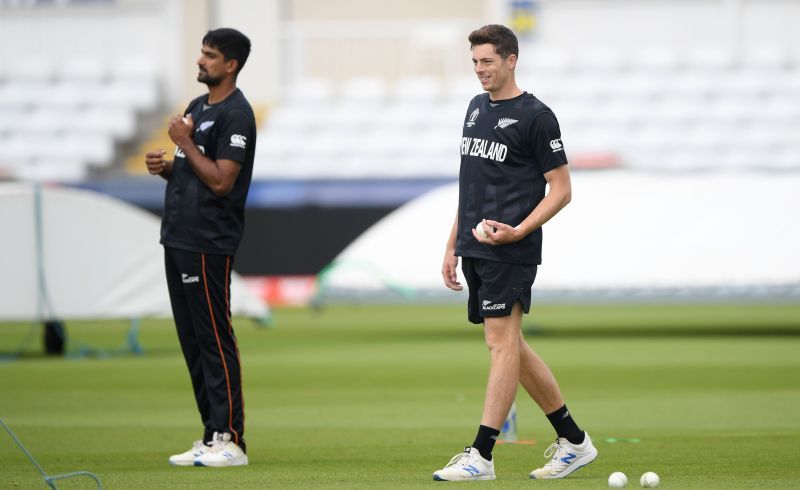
[461,137,508,163]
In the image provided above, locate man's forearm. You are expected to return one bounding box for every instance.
[179,142,228,195]
[516,186,571,237]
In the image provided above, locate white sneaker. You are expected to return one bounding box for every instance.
[194,432,248,467]
[433,447,496,481]
[168,440,208,466]
[530,432,597,479]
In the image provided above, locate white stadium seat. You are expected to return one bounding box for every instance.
[393,76,444,104]
[71,107,137,140]
[15,107,76,134]
[284,78,335,106]
[574,47,627,73]
[339,77,388,106]
[0,53,160,182]
[15,57,56,82]
[630,46,681,72]
[110,57,158,82]
[0,108,25,134]
[0,81,50,110]
[58,57,106,82]
[37,80,100,109]
[95,79,159,112]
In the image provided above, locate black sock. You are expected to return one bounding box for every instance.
[546,405,585,445]
[471,424,501,460]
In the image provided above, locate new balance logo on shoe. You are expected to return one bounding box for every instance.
[530,433,598,480]
[464,465,481,476]
[560,452,577,465]
[433,447,496,481]
[494,118,518,129]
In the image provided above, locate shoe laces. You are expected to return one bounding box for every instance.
[542,440,570,470]
[444,448,474,469]
[206,438,230,454]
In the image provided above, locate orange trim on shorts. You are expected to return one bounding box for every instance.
[202,253,239,446]
[225,256,245,436]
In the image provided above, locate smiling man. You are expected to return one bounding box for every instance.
[144,28,255,468]
[433,24,597,481]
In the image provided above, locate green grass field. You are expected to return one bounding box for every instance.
[1,304,799,489]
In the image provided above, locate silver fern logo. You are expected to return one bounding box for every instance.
[494,118,518,129]
[466,108,480,127]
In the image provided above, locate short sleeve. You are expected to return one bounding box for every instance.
[529,112,568,173]
[215,108,253,165]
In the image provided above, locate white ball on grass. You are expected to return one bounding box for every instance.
[640,471,660,487]
[608,471,628,488]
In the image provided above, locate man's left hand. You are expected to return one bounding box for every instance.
[472,219,523,245]
[167,114,194,148]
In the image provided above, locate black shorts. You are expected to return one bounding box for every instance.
[461,257,538,325]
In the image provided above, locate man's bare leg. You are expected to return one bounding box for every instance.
[518,330,564,414]
[518,328,597,480]
[480,302,523,429]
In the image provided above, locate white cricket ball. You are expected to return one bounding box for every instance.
[475,220,494,238]
[608,471,628,488]
[640,472,660,488]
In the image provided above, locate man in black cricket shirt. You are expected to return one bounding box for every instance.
[145,28,255,468]
[433,24,597,481]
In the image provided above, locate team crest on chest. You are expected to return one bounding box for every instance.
[466,108,480,127]
[494,118,518,129]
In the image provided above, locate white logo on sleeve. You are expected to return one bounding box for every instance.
[230,134,247,149]
[550,138,563,152]
[494,118,518,129]
[466,108,480,127]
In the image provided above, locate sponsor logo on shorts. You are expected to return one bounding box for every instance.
[182,273,199,284]
[482,299,506,311]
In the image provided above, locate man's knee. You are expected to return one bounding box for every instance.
[484,319,519,351]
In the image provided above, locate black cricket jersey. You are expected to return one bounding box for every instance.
[161,89,256,256]
[455,91,568,265]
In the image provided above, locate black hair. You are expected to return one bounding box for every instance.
[202,28,251,74]
[468,24,519,59]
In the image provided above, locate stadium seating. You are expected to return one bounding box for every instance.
[254,44,800,178]
[0,56,159,182]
